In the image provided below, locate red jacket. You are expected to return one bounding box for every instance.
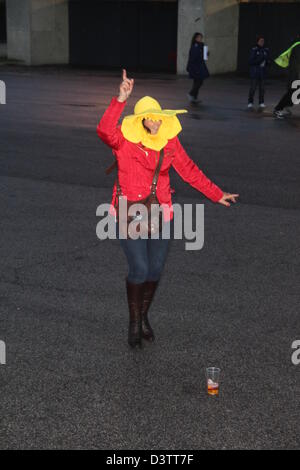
[97,97,223,221]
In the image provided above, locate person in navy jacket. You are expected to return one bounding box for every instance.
[248,36,270,108]
[186,33,210,104]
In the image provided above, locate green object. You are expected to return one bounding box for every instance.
[275,41,300,68]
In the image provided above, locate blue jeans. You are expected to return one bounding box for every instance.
[116,221,172,284]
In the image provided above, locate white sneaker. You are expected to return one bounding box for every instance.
[259,103,266,108]
[248,103,253,108]
[187,93,195,103]
[274,110,285,119]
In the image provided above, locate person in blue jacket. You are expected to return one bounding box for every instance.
[248,36,270,108]
[186,33,210,104]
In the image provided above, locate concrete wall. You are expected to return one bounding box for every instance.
[204,0,239,74]
[0,43,7,58]
[6,0,69,65]
[177,0,239,75]
[6,0,238,72]
[177,0,205,75]
[7,0,31,63]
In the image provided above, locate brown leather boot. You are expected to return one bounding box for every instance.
[126,278,144,348]
[141,280,159,342]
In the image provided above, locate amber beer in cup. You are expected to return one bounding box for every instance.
[206,367,220,396]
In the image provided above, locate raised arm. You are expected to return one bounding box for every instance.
[96,69,134,150]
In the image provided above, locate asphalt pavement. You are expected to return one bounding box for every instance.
[0,65,299,449]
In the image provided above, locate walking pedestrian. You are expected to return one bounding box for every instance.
[248,36,270,109]
[186,33,209,104]
[274,34,300,119]
[97,69,239,349]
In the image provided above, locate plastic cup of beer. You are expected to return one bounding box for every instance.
[206,367,220,396]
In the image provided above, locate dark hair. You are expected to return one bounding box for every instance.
[142,118,151,133]
[256,35,265,43]
[190,32,203,49]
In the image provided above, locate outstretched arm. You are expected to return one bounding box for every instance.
[172,137,239,206]
[96,69,134,150]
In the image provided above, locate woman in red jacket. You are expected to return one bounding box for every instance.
[97,70,238,349]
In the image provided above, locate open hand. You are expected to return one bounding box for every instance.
[118,69,134,102]
[218,192,239,207]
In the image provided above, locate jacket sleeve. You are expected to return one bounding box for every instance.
[249,48,257,65]
[190,44,204,64]
[186,49,192,72]
[171,137,223,203]
[249,48,262,66]
[96,96,126,150]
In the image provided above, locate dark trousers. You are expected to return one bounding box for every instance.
[248,78,265,104]
[275,87,295,111]
[116,222,172,284]
[189,79,203,99]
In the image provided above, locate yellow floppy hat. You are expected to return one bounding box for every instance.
[121,96,188,151]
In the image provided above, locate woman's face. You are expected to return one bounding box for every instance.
[143,118,162,135]
[195,34,203,43]
[257,38,265,47]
